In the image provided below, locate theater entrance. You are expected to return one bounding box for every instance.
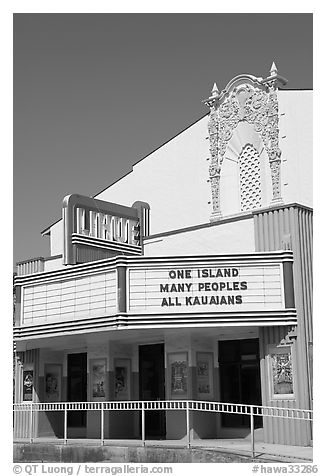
[67,353,87,431]
[219,339,262,428]
[139,343,166,438]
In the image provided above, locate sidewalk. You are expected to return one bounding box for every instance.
[187,438,313,462]
[14,437,313,463]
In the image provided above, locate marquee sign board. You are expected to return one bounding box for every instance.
[128,263,285,313]
[62,194,150,265]
[15,251,295,336]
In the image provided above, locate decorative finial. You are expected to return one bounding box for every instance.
[262,61,287,86]
[270,61,278,77]
[211,82,219,97]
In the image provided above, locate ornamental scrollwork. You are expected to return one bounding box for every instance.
[210,175,222,220]
[270,160,282,201]
[209,163,220,178]
[206,77,283,220]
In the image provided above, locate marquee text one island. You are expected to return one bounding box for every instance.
[159,268,248,307]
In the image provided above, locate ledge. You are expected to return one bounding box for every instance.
[14,309,297,341]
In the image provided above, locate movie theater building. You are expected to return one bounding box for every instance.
[14,65,313,446]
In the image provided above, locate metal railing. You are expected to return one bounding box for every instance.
[13,400,313,458]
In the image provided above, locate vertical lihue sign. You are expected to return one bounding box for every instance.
[62,194,150,264]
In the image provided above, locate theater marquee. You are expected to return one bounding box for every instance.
[14,251,296,339]
[128,262,285,313]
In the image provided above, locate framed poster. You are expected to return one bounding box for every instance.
[114,359,131,400]
[44,364,62,402]
[168,352,188,399]
[23,369,33,401]
[90,359,107,400]
[269,347,295,399]
[196,352,214,400]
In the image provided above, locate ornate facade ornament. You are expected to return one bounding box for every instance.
[239,144,262,211]
[204,64,287,221]
[207,107,222,219]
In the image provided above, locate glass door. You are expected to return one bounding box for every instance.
[67,353,87,428]
[139,343,166,438]
[219,339,262,428]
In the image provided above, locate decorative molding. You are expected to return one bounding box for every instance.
[145,202,311,242]
[14,309,297,342]
[71,233,142,254]
[205,68,286,221]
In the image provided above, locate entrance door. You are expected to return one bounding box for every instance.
[139,344,166,438]
[219,339,262,428]
[67,353,87,428]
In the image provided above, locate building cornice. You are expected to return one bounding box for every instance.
[145,203,312,241]
[14,250,294,286]
[14,308,297,341]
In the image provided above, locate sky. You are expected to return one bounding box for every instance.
[13,13,313,266]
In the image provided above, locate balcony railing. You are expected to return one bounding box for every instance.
[16,257,45,276]
[13,399,313,458]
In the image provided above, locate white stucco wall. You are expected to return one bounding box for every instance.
[278,90,312,207]
[45,89,312,264]
[93,89,312,236]
[144,217,255,256]
[43,256,65,272]
[95,116,212,236]
[49,220,63,256]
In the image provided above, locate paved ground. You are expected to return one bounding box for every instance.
[14,437,313,462]
[183,438,312,462]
